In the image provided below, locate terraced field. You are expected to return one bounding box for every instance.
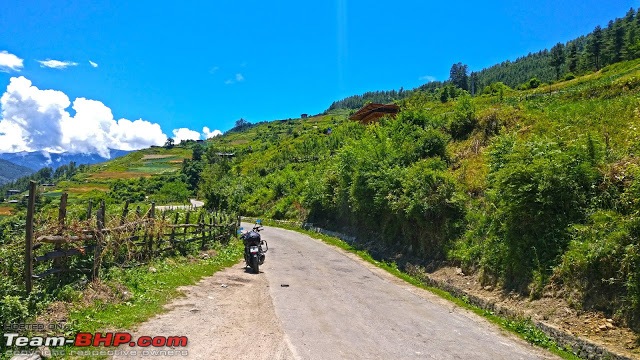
[87,148,190,180]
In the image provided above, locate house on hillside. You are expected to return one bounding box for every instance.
[5,189,20,198]
[216,152,235,159]
[301,114,308,118]
[349,103,400,125]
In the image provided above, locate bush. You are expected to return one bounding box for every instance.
[450,95,477,139]
[0,295,29,325]
[482,82,511,96]
[483,135,599,290]
[555,211,640,329]
[519,77,541,90]
[153,181,190,204]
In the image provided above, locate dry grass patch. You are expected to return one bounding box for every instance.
[89,171,152,179]
[141,154,174,160]
[0,206,13,216]
[67,184,110,194]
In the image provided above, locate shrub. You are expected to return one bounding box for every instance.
[555,211,640,329]
[519,77,541,90]
[0,295,29,325]
[483,135,599,290]
[450,95,477,139]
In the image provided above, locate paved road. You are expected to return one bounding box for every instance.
[155,199,204,211]
[115,225,557,360]
[257,225,555,360]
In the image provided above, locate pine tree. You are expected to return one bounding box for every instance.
[587,25,604,70]
[549,43,565,80]
[566,42,579,73]
[449,63,469,91]
[623,25,638,60]
[470,72,479,96]
[625,7,635,23]
[606,20,625,64]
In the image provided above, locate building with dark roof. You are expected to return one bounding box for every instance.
[349,103,400,125]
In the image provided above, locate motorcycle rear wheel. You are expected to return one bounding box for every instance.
[251,256,259,274]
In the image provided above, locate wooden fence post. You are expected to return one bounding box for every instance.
[184,212,190,244]
[148,202,155,259]
[58,193,68,227]
[170,212,178,250]
[86,199,93,220]
[92,201,105,280]
[120,200,129,226]
[25,181,36,294]
[53,192,68,272]
[199,212,205,250]
[209,216,214,243]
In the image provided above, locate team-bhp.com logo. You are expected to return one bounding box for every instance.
[4,332,188,348]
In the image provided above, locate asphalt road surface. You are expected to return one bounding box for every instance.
[155,199,204,211]
[114,225,558,360]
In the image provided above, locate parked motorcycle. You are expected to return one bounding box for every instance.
[240,220,268,273]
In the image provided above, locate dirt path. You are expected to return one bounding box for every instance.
[113,225,558,359]
[112,265,295,360]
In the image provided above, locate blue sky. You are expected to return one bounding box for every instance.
[0,0,638,154]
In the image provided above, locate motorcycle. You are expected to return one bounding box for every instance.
[239,220,268,273]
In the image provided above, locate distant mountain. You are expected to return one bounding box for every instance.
[0,159,34,185]
[0,149,131,171]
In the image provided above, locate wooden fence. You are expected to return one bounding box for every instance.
[24,181,239,294]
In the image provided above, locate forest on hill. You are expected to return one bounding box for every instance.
[328,7,640,111]
[0,159,33,186]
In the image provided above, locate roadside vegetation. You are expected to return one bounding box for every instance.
[0,141,239,359]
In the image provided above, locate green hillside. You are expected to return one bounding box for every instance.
[0,159,33,187]
[195,59,640,333]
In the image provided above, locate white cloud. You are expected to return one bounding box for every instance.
[38,59,78,69]
[0,51,24,72]
[89,60,98,68]
[419,75,437,82]
[225,73,245,85]
[209,66,219,74]
[172,128,201,143]
[0,76,167,157]
[203,126,222,139]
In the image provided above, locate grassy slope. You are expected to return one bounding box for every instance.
[197,60,640,334]
[38,146,192,201]
[207,59,640,212]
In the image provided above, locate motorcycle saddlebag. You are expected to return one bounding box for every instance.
[244,231,261,243]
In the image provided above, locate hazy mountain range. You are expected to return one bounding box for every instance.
[0,149,130,172]
[0,159,33,186]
